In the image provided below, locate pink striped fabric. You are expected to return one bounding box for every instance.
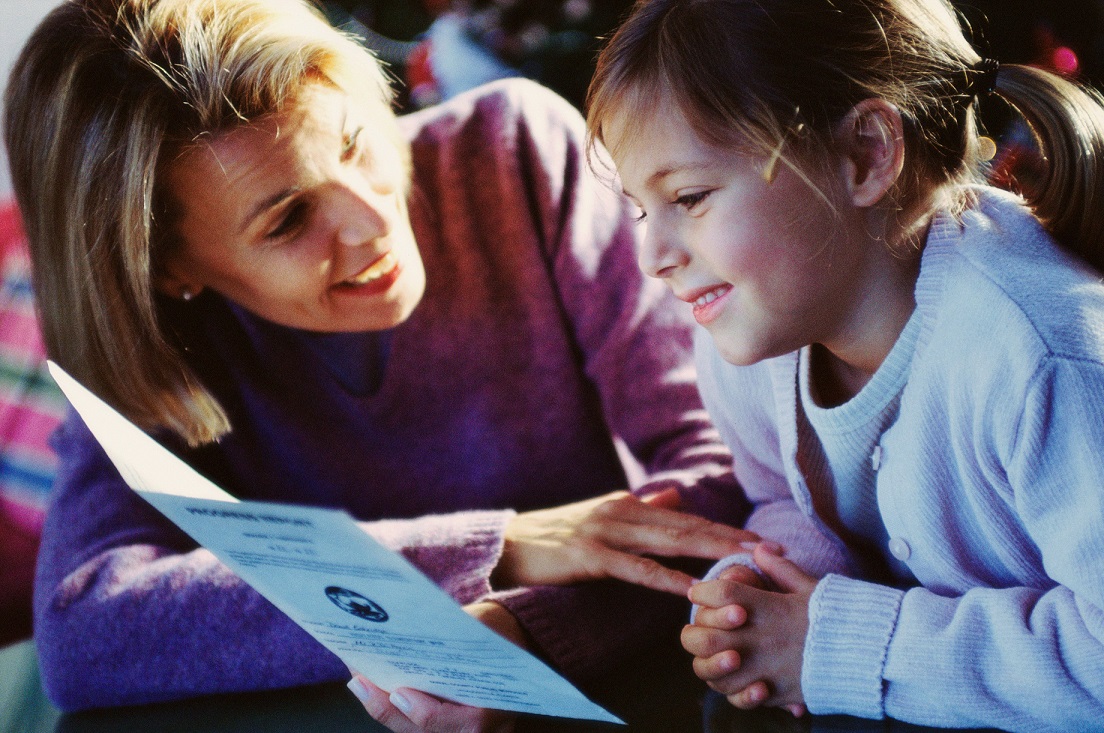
[0,201,66,535]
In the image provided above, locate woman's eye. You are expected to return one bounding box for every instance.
[674,190,711,211]
[266,201,308,240]
[632,208,647,223]
[341,126,364,161]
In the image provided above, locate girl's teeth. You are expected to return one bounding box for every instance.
[348,252,395,284]
[694,286,728,307]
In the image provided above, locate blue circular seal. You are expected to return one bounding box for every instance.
[325,586,389,623]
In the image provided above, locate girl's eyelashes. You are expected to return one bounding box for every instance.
[627,189,713,223]
[675,190,711,212]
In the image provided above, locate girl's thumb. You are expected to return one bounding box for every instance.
[753,543,813,593]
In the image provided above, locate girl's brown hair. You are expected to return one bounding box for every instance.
[587,0,1104,267]
[4,0,403,445]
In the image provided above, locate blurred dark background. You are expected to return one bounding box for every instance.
[318,0,1104,113]
[317,0,1104,194]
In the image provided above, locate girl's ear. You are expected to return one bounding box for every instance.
[834,98,905,207]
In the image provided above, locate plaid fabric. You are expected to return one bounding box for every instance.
[0,202,65,535]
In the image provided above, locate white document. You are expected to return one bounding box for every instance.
[47,362,622,724]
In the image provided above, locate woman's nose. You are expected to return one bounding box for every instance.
[334,184,392,248]
[638,223,688,280]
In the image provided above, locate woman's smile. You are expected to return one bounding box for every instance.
[161,83,426,333]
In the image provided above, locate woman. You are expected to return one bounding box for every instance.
[3,0,755,728]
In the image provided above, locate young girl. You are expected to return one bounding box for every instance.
[587,0,1104,730]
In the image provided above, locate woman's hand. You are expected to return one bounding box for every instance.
[683,543,814,715]
[347,676,515,733]
[494,487,759,595]
[347,602,523,732]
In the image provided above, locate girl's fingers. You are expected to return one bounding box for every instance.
[752,544,816,593]
[726,680,770,710]
[681,624,741,658]
[688,577,750,608]
[690,603,747,630]
[691,649,741,682]
[784,703,807,718]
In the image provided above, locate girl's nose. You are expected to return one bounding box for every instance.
[638,223,688,279]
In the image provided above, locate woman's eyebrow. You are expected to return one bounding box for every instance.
[239,187,301,235]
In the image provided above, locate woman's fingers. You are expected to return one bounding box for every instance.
[347,676,515,733]
[388,688,516,733]
[572,540,698,594]
[591,493,759,558]
[497,490,759,589]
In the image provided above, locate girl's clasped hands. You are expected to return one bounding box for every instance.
[685,542,813,718]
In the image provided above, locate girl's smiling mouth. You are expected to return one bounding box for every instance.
[684,284,733,324]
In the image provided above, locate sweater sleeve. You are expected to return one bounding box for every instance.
[803,355,1104,731]
[34,411,516,711]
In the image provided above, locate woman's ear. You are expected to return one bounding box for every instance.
[834,98,905,207]
[154,261,204,301]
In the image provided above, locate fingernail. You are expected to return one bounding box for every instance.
[740,541,760,552]
[389,690,413,715]
[346,677,371,706]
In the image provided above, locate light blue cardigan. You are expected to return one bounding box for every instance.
[696,187,1104,731]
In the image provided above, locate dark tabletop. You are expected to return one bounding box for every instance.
[0,639,1005,733]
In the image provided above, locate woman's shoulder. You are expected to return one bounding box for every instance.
[397,78,584,153]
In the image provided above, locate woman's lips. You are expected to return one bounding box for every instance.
[334,251,402,295]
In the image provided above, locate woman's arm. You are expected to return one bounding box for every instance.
[34,413,358,710]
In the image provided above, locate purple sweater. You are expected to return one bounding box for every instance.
[34,79,745,711]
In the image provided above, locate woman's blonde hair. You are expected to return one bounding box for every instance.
[587,0,1104,266]
[5,0,404,446]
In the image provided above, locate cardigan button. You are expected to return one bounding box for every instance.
[888,537,912,561]
[870,445,883,471]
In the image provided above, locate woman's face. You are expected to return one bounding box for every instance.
[161,83,426,332]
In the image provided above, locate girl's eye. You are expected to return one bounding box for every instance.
[266,201,309,240]
[674,190,711,211]
[341,126,364,161]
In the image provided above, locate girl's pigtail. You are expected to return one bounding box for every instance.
[993,64,1104,271]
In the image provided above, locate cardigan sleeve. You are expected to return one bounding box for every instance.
[803,354,1104,731]
[35,412,516,711]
